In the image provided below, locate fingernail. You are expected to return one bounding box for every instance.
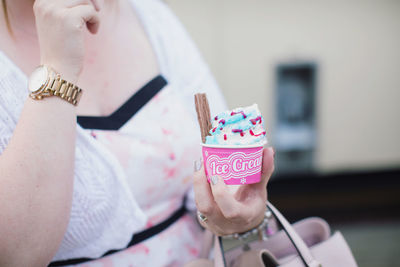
[194,158,203,172]
[210,175,218,185]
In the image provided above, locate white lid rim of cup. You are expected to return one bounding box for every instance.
[201,140,267,149]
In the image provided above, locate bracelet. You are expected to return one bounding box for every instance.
[222,206,273,241]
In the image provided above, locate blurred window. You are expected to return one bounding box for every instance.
[274,63,317,175]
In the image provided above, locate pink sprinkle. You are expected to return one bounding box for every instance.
[214,116,218,121]
[224,134,227,140]
[250,116,262,125]
[220,127,223,130]
[240,132,245,137]
[231,111,247,118]
[250,130,266,137]
[212,127,217,132]
[219,119,226,125]
[232,129,243,133]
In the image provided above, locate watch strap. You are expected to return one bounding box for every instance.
[47,75,83,106]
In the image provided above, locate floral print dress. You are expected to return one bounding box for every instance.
[76,76,204,267]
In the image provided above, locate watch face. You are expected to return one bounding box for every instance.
[28,66,49,94]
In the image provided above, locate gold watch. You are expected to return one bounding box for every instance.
[28,65,83,106]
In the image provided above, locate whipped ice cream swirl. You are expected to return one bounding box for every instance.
[205,104,267,146]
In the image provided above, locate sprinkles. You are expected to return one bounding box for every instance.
[250,116,262,125]
[204,104,267,145]
[231,110,247,118]
[250,129,266,136]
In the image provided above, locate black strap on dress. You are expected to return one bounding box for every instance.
[48,203,187,266]
[77,75,167,130]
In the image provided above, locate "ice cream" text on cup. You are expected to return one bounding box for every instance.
[205,150,263,180]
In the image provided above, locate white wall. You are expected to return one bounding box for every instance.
[166,0,400,173]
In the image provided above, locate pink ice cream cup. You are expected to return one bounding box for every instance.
[201,142,266,185]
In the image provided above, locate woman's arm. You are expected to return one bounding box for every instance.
[0,97,76,266]
[0,0,100,265]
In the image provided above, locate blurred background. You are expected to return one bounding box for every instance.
[165,0,400,266]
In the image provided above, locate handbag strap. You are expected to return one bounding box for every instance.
[267,202,321,267]
[214,202,322,267]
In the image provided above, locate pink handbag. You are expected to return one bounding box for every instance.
[185,202,358,267]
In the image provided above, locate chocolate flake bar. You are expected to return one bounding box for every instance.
[194,93,212,143]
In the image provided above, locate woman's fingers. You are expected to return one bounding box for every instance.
[259,147,275,187]
[238,147,273,200]
[193,165,215,217]
[89,0,101,11]
[71,5,100,34]
[63,0,100,34]
[209,176,253,221]
[64,0,95,8]
[66,0,101,11]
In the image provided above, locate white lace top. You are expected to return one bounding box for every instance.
[0,0,226,261]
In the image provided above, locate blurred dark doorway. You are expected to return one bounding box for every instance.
[274,62,317,175]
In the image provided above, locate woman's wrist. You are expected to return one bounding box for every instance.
[222,205,273,241]
[42,62,80,84]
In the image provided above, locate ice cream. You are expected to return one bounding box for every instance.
[205,104,267,146]
[194,94,266,184]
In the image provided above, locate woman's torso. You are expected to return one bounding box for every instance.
[0,0,204,265]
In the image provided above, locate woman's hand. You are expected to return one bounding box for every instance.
[33,0,101,82]
[193,147,275,236]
